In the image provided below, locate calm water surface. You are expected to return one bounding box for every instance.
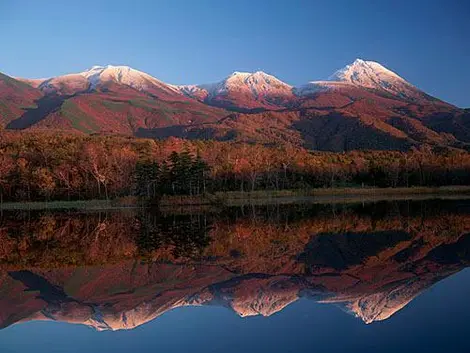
[0,199,469,353]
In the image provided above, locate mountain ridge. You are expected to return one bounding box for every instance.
[2,59,468,152]
[13,59,445,106]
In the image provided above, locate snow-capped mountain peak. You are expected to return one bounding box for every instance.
[16,59,442,107]
[30,65,180,96]
[226,70,290,84]
[295,59,430,102]
[179,70,293,104]
[80,65,172,91]
[329,58,406,88]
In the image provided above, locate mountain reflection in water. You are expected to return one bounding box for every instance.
[1,200,470,330]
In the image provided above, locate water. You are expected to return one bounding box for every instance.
[1,199,470,353]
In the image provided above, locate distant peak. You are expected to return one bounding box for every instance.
[71,64,169,91]
[328,58,407,88]
[222,70,291,91]
[312,58,431,102]
[331,59,401,80]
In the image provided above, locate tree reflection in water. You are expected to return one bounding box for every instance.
[0,200,469,329]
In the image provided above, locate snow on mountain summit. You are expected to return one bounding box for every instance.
[211,71,292,98]
[295,59,432,103]
[330,59,407,88]
[178,71,294,109]
[17,59,442,106]
[30,65,179,96]
[80,65,179,93]
[180,71,292,98]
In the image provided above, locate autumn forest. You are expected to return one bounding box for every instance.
[0,131,468,202]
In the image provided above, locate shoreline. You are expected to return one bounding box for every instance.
[0,186,470,210]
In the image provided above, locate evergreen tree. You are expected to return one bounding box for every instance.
[133,160,160,198]
[192,153,210,194]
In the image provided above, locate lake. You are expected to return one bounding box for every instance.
[0,199,470,353]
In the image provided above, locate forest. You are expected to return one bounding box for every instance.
[0,131,470,202]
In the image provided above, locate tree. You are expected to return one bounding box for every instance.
[81,142,112,199]
[134,160,160,199]
[192,153,210,194]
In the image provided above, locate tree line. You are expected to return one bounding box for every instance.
[0,131,469,201]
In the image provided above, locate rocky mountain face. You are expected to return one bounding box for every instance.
[0,59,468,151]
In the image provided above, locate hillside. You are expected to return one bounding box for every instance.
[0,59,468,151]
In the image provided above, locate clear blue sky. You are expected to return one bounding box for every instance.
[1,0,469,107]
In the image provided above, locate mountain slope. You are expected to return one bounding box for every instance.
[4,60,469,151]
[296,59,445,104]
[160,60,464,150]
[20,65,183,99]
[330,59,433,102]
[8,66,227,133]
[0,73,43,125]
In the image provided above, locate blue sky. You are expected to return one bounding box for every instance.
[1,0,469,107]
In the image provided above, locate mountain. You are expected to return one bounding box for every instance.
[163,60,466,151]
[2,59,469,151]
[27,65,183,100]
[0,72,42,125]
[179,71,295,112]
[326,59,435,103]
[7,66,225,133]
